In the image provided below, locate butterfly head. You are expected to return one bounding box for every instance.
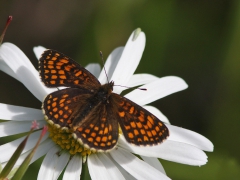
[108,81,114,89]
[98,81,114,100]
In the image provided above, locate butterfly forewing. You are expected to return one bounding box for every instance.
[110,93,169,146]
[39,49,100,90]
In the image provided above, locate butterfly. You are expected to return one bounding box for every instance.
[39,49,169,151]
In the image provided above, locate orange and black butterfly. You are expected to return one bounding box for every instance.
[39,50,169,151]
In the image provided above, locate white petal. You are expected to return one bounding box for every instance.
[119,136,208,166]
[63,155,82,180]
[0,103,43,121]
[88,154,111,180]
[126,73,159,87]
[0,120,45,137]
[33,46,47,60]
[85,63,101,78]
[0,43,55,101]
[0,131,48,163]
[53,152,70,180]
[0,60,18,80]
[37,145,60,180]
[110,147,170,180]
[110,31,146,94]
[30,139,56,164]
[98,47,124,84]
[141,156,166,174]
[166,124,213,152]
[106,155,136,180]
[143,105,170,124]
[125,76,188,106]
[114,73,160,92]
[97,153,125,180]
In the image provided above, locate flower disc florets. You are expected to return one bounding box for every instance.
[47,123,96,156]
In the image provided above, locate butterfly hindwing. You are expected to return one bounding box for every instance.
[39,49,100,90]
[110,93,169,146]
[72,100,119,151]
[43,88,93,128]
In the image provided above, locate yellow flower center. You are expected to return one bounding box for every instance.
[47,124,96,156]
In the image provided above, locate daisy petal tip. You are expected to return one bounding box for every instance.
[33,46,46,59]
[198,135,214,152]
[169,76,188,92]
[197,157,209,166]
[0,42,18,51]
[132,28,142,41]
[176,76,188,89]
[206,141,214,152]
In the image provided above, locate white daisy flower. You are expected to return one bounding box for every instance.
[0,29,213,180]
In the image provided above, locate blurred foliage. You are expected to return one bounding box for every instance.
[162,153,240,180]
[1,0,240,179]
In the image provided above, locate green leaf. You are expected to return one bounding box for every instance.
[0,133,31,180]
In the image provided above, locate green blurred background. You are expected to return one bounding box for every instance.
[0,0,240,179]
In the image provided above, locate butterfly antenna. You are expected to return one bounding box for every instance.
[114,84,147,91]
[99,51,146,91]
[99,51,109,83]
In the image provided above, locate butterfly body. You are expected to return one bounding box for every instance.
[39,49,169,151]
[71,82,113,127]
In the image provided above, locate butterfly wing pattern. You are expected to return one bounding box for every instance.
[39,50,100,89]
[42,88,93,129]
[72,97,119,151]
[39,49,169,151]
[110,93,169,146]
